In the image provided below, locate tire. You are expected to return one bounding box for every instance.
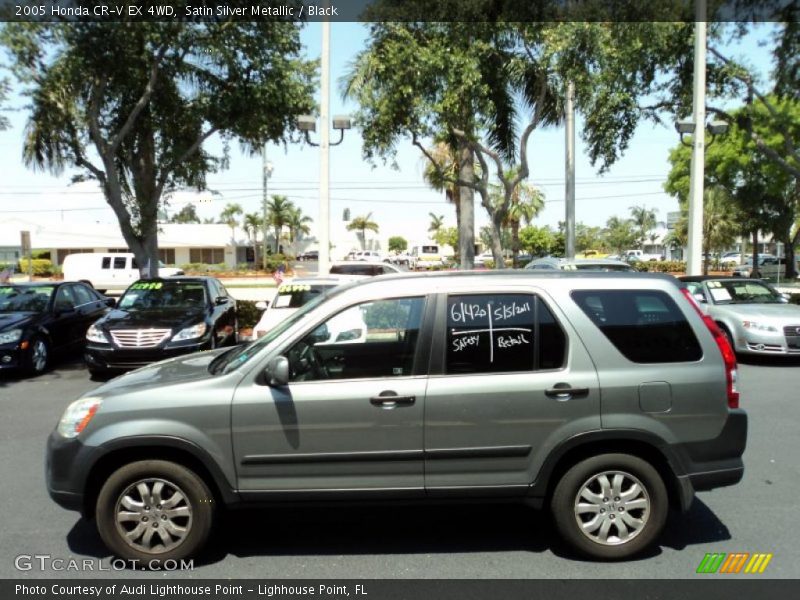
[551,453,668,560]
[26,337,50,375]
[719,325,737,354]
[96,460,215,565]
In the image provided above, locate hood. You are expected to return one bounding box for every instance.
[713,303,800,321]
[0,312,37,331]
[89,347,230,397]
[96,307,206,331]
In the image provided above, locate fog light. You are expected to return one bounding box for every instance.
[1,355,12,363]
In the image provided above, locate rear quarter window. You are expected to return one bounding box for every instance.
[571,289,702,363]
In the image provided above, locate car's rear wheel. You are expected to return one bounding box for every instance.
[96,460,215,565]
[551,453,668,560]
[26,337,49,375]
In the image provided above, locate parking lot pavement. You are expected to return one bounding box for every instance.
[1,357,799,578]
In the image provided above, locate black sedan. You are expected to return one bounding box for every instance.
[0,282,112,375]
[84,277,237,375]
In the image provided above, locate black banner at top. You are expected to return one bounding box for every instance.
[1,0,798,23]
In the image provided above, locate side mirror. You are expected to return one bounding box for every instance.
[266,355,289,387]
[780,293,791,302]
[693,293,707,304]
[255,300,269,311]
[104,297,116,308]
[214,295,229,306]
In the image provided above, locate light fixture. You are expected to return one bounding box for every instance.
[297,114,351,147]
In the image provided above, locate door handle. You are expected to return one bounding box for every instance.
[545,384,590,401]
[370,391,416,408]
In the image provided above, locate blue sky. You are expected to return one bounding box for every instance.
[0,22,778,243]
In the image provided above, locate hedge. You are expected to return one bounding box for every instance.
[17,258,55,276]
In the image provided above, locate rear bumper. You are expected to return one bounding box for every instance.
[673,409,747,506]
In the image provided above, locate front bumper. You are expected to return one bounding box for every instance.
[85,339,208,371]
[46,431,102,514]
[732,329,800,355]
[0,342,26,370]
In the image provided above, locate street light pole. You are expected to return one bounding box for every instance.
[318,20,332,276]
[261,147,273,270]
[565,81,576,260]
[686,0,707,276]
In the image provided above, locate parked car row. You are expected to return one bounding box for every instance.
[1,276,237,377]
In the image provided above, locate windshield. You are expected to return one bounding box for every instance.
[706,280,783,305]
[573,263,633,272]
[117,280,206,310]
[272,283,336,309]
[210,289,334,375]
[0,286,53,313]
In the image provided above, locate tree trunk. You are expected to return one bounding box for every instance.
[511,220,520,267]
[751,230,760,278]
[489,212,505,270]
[788,227,800,280]
[457,143,475,270]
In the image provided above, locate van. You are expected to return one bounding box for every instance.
[61,253,183,292]
[409,244,443,269]
[47,271,746,563]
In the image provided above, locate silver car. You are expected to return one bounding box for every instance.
[681,276,800,355]
[524,257,635,272]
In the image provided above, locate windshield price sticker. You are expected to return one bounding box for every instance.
[130,282,163,290]
[279,284,311,293]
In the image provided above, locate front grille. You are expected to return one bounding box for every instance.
[782,325,800,337]
[110,328,171,348]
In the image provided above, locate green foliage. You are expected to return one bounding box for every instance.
[1,21,315,277]
[603,216,638,255]
[518,225,555,257]
[434,227,459,249]
[631,260,687,273]
[388,236,408,253]
[18,258,54,276]
[236,301,262,330]
[31,249,51,259]
[363,298,413,331]
[169,203,201,224]
[346,213,380,250]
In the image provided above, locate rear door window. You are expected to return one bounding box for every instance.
[445,293,566,374]
[113,257,127,269]
[571,290,702,363]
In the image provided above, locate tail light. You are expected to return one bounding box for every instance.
[680,288,740,408]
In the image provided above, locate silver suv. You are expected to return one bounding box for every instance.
[47,271,746,563]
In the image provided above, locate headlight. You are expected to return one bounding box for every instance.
[742,321,779,333]
[172,322,208,341]
[57,397,103,438]
[86,323,107,343]
[0,329,23,344]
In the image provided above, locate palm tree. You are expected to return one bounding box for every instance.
[504,182,545,266]
[629,205,658,248]
[266,195,293,253]
[286,205,313,245]
[243,213,262,266]
[422,143,462,233]
[346,212,379,250]
[428,213,445,240]
[219,203,243,242]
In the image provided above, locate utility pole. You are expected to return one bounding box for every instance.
[318,20,332,276]
[686,0,707,276]
[261,146,273,270]
[565,81,576,260]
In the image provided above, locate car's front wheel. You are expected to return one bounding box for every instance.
[551,453,668,560]
[26,337,49,375]
[96,460,215,565]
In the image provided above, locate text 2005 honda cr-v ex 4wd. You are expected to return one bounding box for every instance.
[47,271,747,562]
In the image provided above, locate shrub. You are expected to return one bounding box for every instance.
[236,300,263,329]
[264,253,291,273]
[632,260,686,273]
[18,258,55,276]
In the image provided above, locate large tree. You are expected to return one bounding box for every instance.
[346,213,380,250]
[265,195,294,253]
[343,16,712,269]
[2,21,314,276]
